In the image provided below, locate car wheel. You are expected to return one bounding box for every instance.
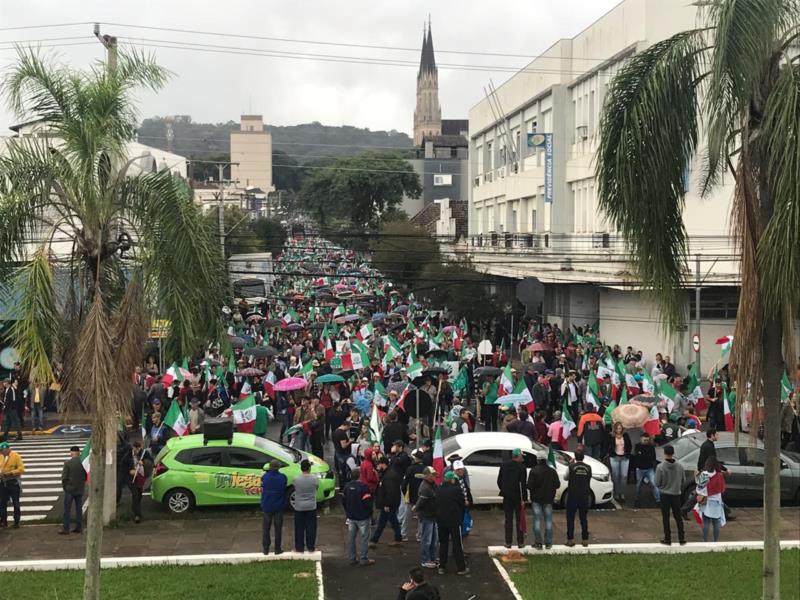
[287,486,297,510]
[165,488,195,514]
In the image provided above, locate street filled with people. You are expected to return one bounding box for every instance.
[2,234,800,588]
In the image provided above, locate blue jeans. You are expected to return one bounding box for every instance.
[32,404,44,429]
[419,518,438,563]
[531,502,553,546]
[294,509,317,552]
[63,493,82,532]
[346,518,371,562]
[702,516,721,542]
[370,508,401,543]
[635,468,660,502]
[610,456,629,499]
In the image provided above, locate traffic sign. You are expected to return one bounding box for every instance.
[477,340,493,356]
[692,334,700,353]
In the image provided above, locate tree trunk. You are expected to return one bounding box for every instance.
[762,315,782,600]
[83,436,107,600]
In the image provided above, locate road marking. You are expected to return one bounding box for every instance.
[491,558,524,600]
[487,540,800,556]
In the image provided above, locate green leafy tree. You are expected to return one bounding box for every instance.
[251,217,288,257]
[418,261,498,323]
[369,220,438,288]
[299,151,421,226]
[202,205,262,257]
[0,49,224,600]
[595,3,799,597]
[272,149,304,191]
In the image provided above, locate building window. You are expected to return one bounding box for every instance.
[433,174,452,186]
[699,288,740,319]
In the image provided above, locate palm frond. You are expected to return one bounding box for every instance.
[117,172,225,359]
[7,247,58,384]
[596,30,702,330]
[757,63,800,315]
[112,272,149,402]
[1,46,75,123]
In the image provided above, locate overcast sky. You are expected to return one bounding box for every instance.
[0,0,620,137]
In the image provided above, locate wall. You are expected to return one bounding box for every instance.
[230,116,272,192]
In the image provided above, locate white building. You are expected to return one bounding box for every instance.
[466,0,795,371]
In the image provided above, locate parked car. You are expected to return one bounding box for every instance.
[151,433,336,514]
[441,432,614,507]
[656,432,800,504]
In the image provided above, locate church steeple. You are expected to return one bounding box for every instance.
[413,19,441,146]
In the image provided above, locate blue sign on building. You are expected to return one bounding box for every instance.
[527,133,554,203]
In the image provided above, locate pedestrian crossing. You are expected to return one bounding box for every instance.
[4,435,89,522]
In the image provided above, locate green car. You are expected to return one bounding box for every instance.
[151,433,336,514]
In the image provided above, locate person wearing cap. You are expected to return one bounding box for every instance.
[60,445,86,535]
[343,466,375,566]
[497,448,528,548]
[0,441,24,528]
[261,460,288,554]
[293,458,320,553]
[436,471,468,575]
[413,466,439,568]
[369,456,403,548]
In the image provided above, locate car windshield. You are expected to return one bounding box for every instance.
[668,435,702,457]
[442,437,461,457]
[253,437,301,463]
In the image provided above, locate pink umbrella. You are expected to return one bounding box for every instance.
[527,342,551,352]
[273,377,308,392]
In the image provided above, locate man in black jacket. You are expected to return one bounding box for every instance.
[369,457,403,547]
[390,441,412,540]
[527,456,560,549]
[697,428,718,471]
[497,448,528,548]
[633,432,660,508]
[343,467,375,566]
[397,567,441,600]
[2,380,22,441]
[436,472,468,575]
[565,449,592,547]
[413,466,438,568]
[60,445,86,534]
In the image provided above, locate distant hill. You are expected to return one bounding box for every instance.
[136,116,413,163]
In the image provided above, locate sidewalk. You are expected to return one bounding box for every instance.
[1,505,797,599]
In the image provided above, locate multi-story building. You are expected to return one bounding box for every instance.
[465,0,793,370]
[230,114,273,193]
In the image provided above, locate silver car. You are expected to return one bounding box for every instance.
[658,432,800,504]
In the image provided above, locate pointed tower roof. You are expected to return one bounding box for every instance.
[418,20,436,78]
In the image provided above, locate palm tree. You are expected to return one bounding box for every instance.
[0,49,225,600]
[596,2,798,597]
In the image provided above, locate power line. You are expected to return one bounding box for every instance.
[0,22,91,33]
[102,22,615,62]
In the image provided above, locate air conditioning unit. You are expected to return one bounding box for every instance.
[592,233,611,248]
[485,172,493,183]
[576,125,588,140]
[497,167,505,179]
[473,176,480,187]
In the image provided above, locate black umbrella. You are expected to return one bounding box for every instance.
[229,336,246,349]
[422,367,448,378]
[334,369,355,379]
[474,366,502,377]
[521,362,546,373]
[426,348,449,358]
[264,319,283,328]
[307,322,325,330]
[243,346,279,358]
[401,389,432,418]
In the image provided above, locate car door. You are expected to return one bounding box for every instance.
[214,447,272,505]
[184,447,226,505]
[739,446,793,501]
[715,445,747,501]
[462,449,505,504]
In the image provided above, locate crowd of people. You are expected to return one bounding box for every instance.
[1,234,799,578]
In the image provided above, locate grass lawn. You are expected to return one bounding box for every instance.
[504,549,800,600]
[2,560,318,600]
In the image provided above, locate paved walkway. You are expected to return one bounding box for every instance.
[1,504,797,599]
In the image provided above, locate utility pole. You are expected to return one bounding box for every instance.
[217,163,226,258]
[695,254,701,377]
[93,23,117,73]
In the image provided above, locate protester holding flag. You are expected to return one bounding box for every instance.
[694,456,727,542]
[59,445,86,535]
[118,441,150,524]
[526,453,560,550]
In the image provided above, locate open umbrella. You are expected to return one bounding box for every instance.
[246,314,265,323]
[243,346,278,358]
[273,377,308,392]
[371,312,386,322]
[474,366,501,377]
[394,305,409,314]
[344,314,361,322]
[442,325,457,333]
[334,369,355,379]
[426,348,449,358]
[229,336,246,349]
[286,323,304,332]
[527,342,551,352]
[422,367,448,378]
[236,367,264,377]
[315,373,345,384]
[521,363,546,374]
[307,322,325,330]
[200,358,222,367]
[612,403,649,429]
[264,319,283,328]
[401,389,432,418]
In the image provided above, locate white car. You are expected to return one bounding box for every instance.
[442,432,614,507]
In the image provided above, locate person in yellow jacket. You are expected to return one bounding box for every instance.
[0,441,25,528]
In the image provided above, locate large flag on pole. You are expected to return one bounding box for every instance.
[499,364,514,397]
[715,335,734,358]
[80,441,92,477]
[561,400,576,439]
[586,372,601,409]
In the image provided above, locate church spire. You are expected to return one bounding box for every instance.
[413,17,441,146]
[418,19,436,79]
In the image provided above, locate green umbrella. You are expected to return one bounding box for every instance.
[315,373,345,384]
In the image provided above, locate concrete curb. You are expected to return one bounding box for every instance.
[0,551,322,572]
[491,558,524,600]
[487,539,800,557]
